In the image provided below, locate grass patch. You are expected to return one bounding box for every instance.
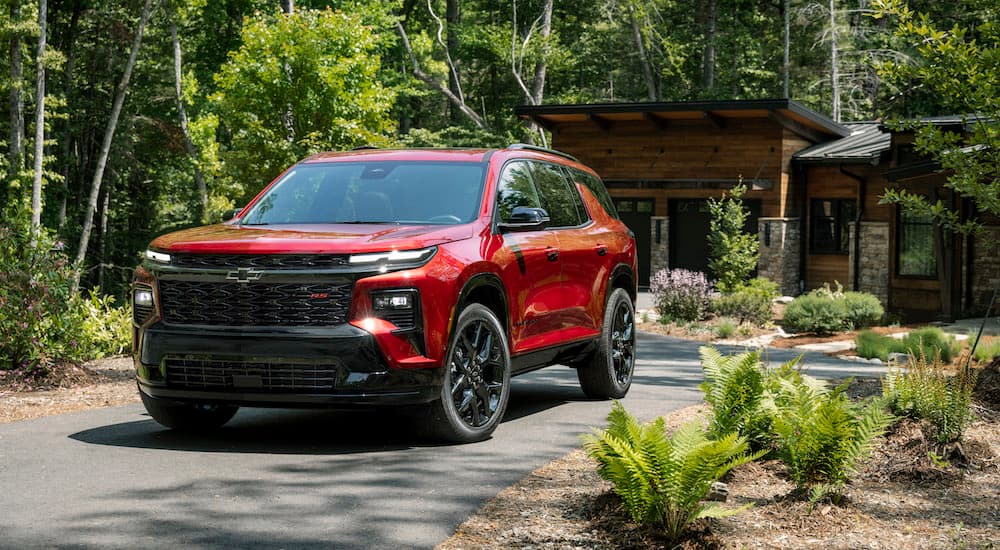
[854,327,959,363]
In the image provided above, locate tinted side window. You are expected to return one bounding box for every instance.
[573,169,619,219]
[495,161,541,222]
[530,162,584,228]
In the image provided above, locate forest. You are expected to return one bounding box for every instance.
[0,0,997,371]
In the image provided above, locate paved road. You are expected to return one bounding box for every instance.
[0,333,884,549]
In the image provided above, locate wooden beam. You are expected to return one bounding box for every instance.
[767,110,825,143]
[588,113,612,132]
[643,112,669,131]
[702,110,726,129]
[529,115,557,133]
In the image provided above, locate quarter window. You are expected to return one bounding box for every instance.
[810,199,856,254]
[897,209,936,277]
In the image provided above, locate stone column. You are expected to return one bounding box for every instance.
[757,217,800,296]
[848,221,889,306]
[650,216,668,277]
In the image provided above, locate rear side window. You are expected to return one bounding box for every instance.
[529,162,586,228]
[571,169,619,219]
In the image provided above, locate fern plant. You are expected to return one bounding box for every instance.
[699,347,771,449]
[764,375,893,502]
[883,355,977,444]
[582,402,765,541]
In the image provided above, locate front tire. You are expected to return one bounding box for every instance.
[140,391,238,431]
[577,287,635,399]
[426,304,511,443]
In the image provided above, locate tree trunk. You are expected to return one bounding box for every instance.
[30,0,47,235]
[8,1,24,178]
[629,4,657,101]
[446,0,461,123]
[829,0,840,122]
[58,5,81,231]
[397,21,488,129]
[783,0,790,98]
[171,21,208,223]
[72,0,156,292]
[97,181,111,293]
[529,0,553,106]
[702,0,717,92]
[280,0,293,14]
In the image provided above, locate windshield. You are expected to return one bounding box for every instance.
[240,161,486,225]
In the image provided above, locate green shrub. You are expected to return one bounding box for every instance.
[902,327,960,363]
[883,357,977,444]
[699,347,771,449]
[712,289,772,326]
[0,217,86,374]
[737,277,780,299]
[715,318,737,339]
[765,374,893,502]
[78,291,132,359]
[649,268,712,322]
[855,330,896,361]
[782,293,848,334]
[971,334,1000,361]
[707,183,759,292]
[583,402,764,541]
[842,291,884,329]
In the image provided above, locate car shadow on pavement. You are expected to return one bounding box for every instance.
[67,377,594,455]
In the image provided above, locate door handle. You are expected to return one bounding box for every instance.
[546,247,560,261]
[595,244,608,256]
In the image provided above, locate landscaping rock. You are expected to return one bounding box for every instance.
[706,481,729,502]
[887,352,913,366]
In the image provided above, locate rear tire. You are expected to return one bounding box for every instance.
[140,391,238,431]
[426,304,511,443]
[577,288,635,399]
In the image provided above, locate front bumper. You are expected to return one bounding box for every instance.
[135,322,443,407]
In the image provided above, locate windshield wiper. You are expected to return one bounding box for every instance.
[337,220,400,225]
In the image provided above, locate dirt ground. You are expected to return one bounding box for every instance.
[438,364,1000,550]
[0,356,138,424]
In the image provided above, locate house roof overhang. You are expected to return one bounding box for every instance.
[515,99,851,142]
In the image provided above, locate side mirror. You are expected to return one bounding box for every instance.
[498,206,550,232]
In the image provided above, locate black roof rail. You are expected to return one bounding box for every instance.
[506,143,579,163]
[351,145,380,151]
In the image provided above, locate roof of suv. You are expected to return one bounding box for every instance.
[303,144,580,165]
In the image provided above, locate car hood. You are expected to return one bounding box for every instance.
[149,223,474,254]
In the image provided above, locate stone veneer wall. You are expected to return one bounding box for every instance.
[649,216,669,278]
[971,226,1000,312]
[847,221,889,306]
[757,218,800,296]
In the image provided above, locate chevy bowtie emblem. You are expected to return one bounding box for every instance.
[226,267,263,283]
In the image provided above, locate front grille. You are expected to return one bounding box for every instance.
[165,357,338,392]
[159,280,352,326]
[171,254,350,270]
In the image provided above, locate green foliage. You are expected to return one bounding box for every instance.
[707,183,759,292]
[971,334,1000,362]
[211,7,396,202]
[582,402,763,541]
[784,284,883,334]
[714,318,737,339]
[855,327,959,363]
[699,347,771,450]
[764,374,893,502]
[712,289,773,327]
[883,357,977,444]
[873,0,1000,234]
[0,215,84,374]
[77,291,131,359]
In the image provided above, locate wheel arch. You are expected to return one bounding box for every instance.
[452,272,510,341]
[607,263,637,304]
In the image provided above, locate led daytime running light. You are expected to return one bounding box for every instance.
[349,247,434,265]
[145,249,171,263]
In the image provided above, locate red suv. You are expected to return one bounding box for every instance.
[132,145,637,442]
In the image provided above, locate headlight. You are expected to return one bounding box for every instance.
[348,247,436,265]
[144,249,171,263]
[134,288,154,308]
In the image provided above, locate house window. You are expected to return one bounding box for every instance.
[897,209,936,277]
[810,199,856,254]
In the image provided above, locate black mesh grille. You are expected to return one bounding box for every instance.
[165,357,338,392]
[171,254,349,270]
[159,280,352,326]
[379,310,416,330]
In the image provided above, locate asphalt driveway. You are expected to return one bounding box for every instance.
[0,333,884,549]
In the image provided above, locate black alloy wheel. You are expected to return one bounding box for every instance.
[577,287,635,399]
[427,304,511,442]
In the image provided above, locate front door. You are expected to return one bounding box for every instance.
[669,198,762,278]
[614,198,655,286]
